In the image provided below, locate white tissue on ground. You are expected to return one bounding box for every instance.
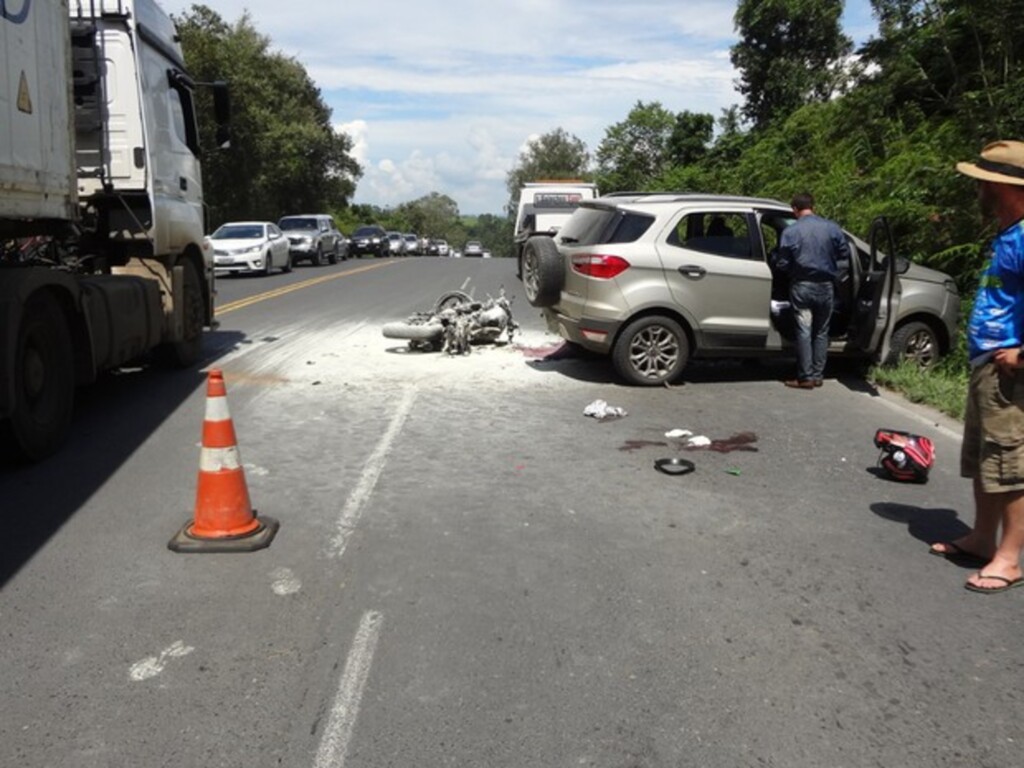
[665,429,694,439]
[686,435,712,447]
[583,399,628,420]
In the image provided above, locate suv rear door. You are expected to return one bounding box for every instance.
[656,207,773,350]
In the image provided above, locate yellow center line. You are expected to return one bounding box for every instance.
[216,260,402,315]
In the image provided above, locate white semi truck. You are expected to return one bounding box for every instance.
[0,0,229,460]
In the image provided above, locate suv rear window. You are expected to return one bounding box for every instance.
[558,206,654,246]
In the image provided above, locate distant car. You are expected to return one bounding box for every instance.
[349,225,389,258]
[463,240,484,257]
[211,221,291,275]
[277,214,344,266]
[482,248,492,258]
[386,231,406,256]
[403,233,420,255]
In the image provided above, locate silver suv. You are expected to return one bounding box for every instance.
[523,193,960,386]
[278,214,345,266]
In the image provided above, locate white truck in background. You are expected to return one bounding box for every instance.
[513,180,598,279]
[0,0,229,460]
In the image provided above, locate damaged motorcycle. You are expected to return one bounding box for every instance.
[382,289,519,354]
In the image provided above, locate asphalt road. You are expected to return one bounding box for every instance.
[1,256,1020,768]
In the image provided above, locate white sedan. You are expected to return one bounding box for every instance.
[210,221,292,276]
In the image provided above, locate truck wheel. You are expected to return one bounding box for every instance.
[161,259,204,368]
[1,291,75,461]
[611,315,689,386]
[885,320,940,368]
[522,237,563,307]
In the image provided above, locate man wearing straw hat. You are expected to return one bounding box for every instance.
[930,141,1024,593]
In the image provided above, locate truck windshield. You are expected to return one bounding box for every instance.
[533,193,583,209]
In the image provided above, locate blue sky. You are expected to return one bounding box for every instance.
[162,1,878,215]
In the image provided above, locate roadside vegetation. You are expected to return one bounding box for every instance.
[173,1,1024,420]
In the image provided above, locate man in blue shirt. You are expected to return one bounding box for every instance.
[931,140,1024,593]
[774,192,851,388]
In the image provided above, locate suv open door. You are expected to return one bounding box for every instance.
[848,216,900,358]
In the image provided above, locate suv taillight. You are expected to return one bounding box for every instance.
[571,254,630,279]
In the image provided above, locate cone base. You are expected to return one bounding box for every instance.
[167,514,279,553]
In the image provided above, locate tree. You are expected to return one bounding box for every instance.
[394,193,461,238]
[173,6,362,228]
[667,110,715,167]
[731,0,852,129]
[861,0,1024,138]
[465,214,514,259]
[595,101,677,193]
[504,128,591,215]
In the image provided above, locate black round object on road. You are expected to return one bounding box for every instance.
[654,457,695,476]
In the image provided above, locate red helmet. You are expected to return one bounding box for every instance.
[873,429,935,483]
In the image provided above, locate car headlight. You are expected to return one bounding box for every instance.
[240,244,262,255]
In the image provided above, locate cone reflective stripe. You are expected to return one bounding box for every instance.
[168,369,278,553]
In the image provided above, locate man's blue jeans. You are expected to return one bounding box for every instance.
[790,280,834,381]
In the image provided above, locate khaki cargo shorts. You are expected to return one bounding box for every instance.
[961,361,1024,492]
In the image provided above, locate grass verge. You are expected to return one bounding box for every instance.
[868,361,968,421]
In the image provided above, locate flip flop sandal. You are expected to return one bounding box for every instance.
[964,574,1024,594]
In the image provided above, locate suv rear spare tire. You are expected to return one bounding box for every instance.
[523,236,563,308]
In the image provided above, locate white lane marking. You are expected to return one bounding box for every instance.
[271,567,302,595]
[129,640,195,682]
[312,611,383,768]
[329,387,417,559]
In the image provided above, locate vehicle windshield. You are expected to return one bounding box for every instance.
[212,224,264,240]
[279,218,317,231]
[353,227,379,237]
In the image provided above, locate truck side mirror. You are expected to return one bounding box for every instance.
[212,81,231,149]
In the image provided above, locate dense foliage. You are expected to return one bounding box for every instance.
[173,6,361,230]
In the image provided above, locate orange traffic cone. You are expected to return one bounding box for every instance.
[168,369,278,553]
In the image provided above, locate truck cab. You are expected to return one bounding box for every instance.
[513,181,598,278]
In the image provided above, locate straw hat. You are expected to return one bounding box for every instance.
[956,140,1024,186]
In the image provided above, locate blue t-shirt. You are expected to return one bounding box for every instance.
[967,220,1024,362]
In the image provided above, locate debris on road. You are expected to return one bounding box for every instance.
[584,399,628,420]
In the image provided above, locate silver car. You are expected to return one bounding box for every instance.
[210,221,291,275]
[523,193,960,386]
[278,214,344,266]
